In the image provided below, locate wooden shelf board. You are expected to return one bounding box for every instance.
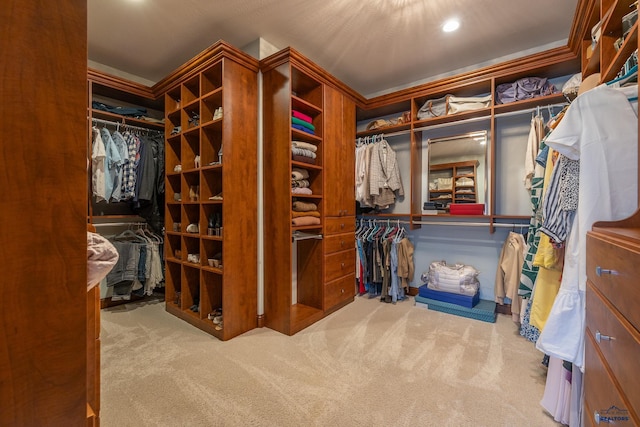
[291,160,322,170]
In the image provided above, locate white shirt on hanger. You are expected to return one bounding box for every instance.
[536,84,638,370]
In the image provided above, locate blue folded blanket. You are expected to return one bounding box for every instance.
[292,123,315,135]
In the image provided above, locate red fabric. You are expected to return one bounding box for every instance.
[292,110,313,123]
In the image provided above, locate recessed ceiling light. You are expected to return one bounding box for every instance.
[442,19,460,33]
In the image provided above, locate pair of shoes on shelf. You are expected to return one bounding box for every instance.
[189,185,199,202]
[207,308,222,320]
[208,192,223,201]
[189,304,199,313]
[194,155,200,169]
[170,126,181,135]
[213,107,223,120]
[186,223,199,233]
[187,253,200,263]
[174,192,182,202]
[173,164,182,173]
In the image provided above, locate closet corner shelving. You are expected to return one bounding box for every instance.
[161,42,259,341]
[354,48,582,232]
[581,0,638,84]
[262,48,357,335]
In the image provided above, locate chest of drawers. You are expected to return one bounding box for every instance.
[585,224,640,425]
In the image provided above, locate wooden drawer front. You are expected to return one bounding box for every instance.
[587,233,640,332]
[324,274,356,310]
[325,216,355,235]
[325,250,356,283]
[586,281,640,416]
[325,233,354,255]
[584,332,638,425]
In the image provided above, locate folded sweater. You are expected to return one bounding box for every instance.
[292,216,321,226]
[292,154,316,165]
[292,110,313,123]
[292,201,318,212]
[291,147,316,159]
[292,210,320,218]
[292,140,317,153]
[292,167,310,180]
[291,116,315,131]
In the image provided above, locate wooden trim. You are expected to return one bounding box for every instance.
[88,68,157,100]
[257,314,265,328]
[152,40,259,95]
[361,46,579,110]
[260,47,366,105]
[568,0,598,55]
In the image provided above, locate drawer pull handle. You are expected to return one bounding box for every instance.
[341,262,345,268]
[341,288,344,294]
[340,223,345,229]
[340,241,345,247]
[594,411,601,424]
[596,266,617,276]
[595,331,614,343]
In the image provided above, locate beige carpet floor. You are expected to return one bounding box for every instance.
[100,295,560,427]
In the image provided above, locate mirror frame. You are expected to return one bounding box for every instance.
[426,130,489,213]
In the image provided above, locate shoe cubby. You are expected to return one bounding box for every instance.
[201,238,223,272]
[182,102,200,131]
[182,235,200,265]
[166,86,182,112]
[166,233,182,262]
[165,261,182,309]
[201,121,223,166]
[181,264,200,315]
[182,131,200,172]
[201,204,223,239]
[201,62,222,95]
[201,271,223,324]
[182,171,200,203]
[164,43,258,340]
[166,174,181,204]
[181,75,200,106]
[166,203,181,233]
[201,90,223,125]
[182,204,200,234]
[166,137,182,173]
[201,168,222,202]
[167,118,182,140]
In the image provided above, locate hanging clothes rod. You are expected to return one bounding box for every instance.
[292,230,323,242]
[356,217,528,228]
[91,117,163,134]
[92,221,147,228]
[493,102,568,120]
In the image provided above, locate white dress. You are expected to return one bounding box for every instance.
[536,84,638,370]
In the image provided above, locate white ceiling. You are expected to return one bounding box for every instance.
[88,0,579,97]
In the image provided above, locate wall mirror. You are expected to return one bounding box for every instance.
[425,130,488,212]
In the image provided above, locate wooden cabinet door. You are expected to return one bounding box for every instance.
[323,86,355,217]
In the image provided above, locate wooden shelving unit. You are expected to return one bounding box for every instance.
[162,44,259,341]
[262,49,357,335]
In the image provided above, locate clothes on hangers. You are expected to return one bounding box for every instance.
[356,135,404,209]
[91,122,166,231]
[355,219,412,302]
[105,227,165,300]
[536,84,638,370]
